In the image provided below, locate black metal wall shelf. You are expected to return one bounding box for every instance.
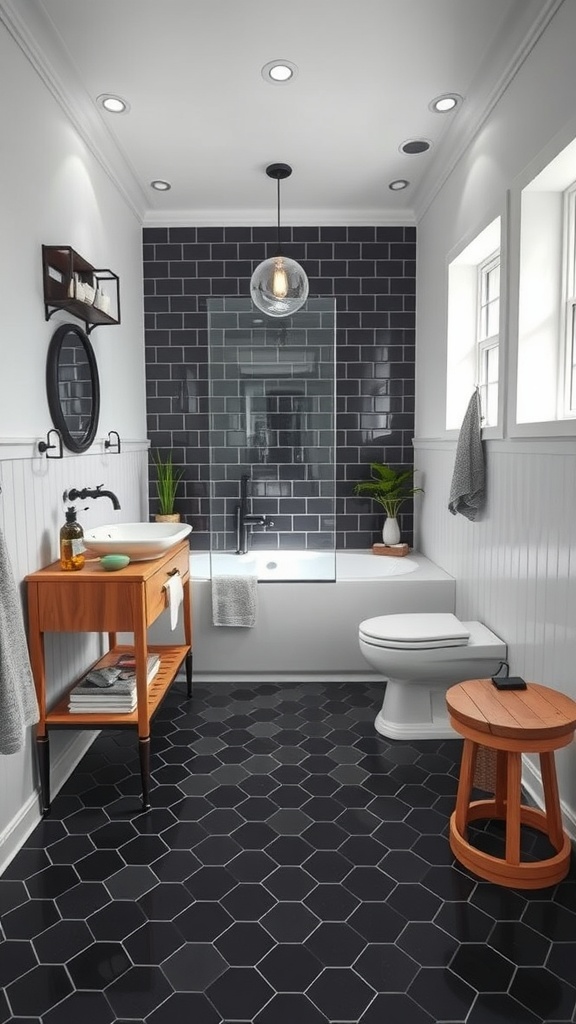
[42,245,121,335]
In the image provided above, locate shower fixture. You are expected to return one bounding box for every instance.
[250,163,309,318]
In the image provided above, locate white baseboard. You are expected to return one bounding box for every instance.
[0,732,97,876]
[522,754,576,842]
[192,672,378,684]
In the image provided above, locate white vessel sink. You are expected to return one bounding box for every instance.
[84,522,192,561]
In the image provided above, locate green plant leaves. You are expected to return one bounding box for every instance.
[353,462,423,518]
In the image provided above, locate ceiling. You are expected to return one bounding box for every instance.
[7,0,559,224]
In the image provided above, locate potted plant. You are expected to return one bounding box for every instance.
[354,462,423,545]
[152,450,184,523]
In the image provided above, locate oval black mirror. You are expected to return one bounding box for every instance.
[46,323,100,453]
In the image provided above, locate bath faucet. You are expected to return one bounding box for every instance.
[64,485,121,510]
[235,474,274,554]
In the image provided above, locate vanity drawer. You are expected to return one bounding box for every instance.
[145,542,189,624]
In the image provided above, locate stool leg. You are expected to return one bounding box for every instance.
[494,750,507,815]
[506,751,522,866]
[455,739,477,839]
[540,751,564,851]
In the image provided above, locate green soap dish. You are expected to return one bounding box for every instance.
[100,554,130,571]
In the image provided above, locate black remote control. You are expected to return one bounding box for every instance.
[491,676,527,691]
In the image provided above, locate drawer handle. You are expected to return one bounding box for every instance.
[167,568,180,578]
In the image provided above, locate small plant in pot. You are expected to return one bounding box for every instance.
[354,462,423,545]
[152,450,184,523]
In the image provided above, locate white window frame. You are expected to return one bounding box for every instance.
[561,182,576,417]
[477,252,500,427]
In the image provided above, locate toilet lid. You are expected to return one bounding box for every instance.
[359,612,471,648]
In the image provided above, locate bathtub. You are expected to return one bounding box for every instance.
[149,550,456,684]
[190,549,420,582]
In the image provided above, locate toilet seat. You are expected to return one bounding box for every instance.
[359,612,471,650]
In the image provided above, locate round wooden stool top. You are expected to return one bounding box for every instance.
[446,678,576,750]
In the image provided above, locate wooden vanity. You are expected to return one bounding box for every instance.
[26,539,192,814]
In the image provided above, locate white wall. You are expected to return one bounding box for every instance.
[415,0,576,829]
[0,21,148,870]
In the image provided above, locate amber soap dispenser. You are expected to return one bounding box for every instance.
[60,506,85,571]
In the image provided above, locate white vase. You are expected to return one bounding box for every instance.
[382,516,401,545]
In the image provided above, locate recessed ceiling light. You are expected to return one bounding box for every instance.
[97,93,130,114]
[150,180,171,191]
[399,138,432,155]
[389,179,410,191]
[261,59,298,84]
[429,93,462,113]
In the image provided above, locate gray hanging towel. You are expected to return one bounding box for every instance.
[0,528,39,754]
[212,574,258,627]
[448,389,486,521]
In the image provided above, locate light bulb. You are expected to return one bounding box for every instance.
[272,258,289,298]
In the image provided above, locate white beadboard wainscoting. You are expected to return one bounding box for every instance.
[414,437,576,835]
[0,444,149,873]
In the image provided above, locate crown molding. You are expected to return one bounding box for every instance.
[143,207,417,228]
[412,0,566,222]
[0,0,147,221]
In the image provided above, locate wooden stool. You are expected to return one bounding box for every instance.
[446,678,576,889]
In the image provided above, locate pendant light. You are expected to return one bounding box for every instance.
[250,163,309,318]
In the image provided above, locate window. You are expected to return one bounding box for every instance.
[477,253,500,427]
[446,218,501,431]
[515,133,576,432]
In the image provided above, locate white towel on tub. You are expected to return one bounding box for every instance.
[212,574,258,627]
[0,528,39,754]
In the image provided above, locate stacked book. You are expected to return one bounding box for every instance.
[68,653,160,713]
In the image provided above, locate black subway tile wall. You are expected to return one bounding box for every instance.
[143,225,416,550]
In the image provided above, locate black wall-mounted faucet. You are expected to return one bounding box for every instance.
[64,485,121,510]
[235,474,274,553]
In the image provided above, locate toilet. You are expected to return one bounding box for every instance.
[358,612,507,741]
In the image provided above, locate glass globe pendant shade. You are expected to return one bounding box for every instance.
[250,253,309,317]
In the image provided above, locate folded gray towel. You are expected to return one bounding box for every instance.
[448,389,486,521]
[212,574,258,627]
[0,528,39,754]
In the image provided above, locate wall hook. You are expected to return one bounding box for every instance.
[104,430,121,454]
[38,428,63,459]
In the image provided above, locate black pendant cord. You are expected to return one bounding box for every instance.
[276,175,283,256]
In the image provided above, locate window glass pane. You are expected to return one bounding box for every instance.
[487,344,499,383]
[486,298,499,338]
[486,264,500,301]
[486,381,498,426]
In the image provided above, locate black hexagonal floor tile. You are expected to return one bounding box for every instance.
[305,921,366,966]
[307,967,375,1021]
[208,966,275,1019]
[161,942,228,991]
[214,920,276,966]
[174,900,233,941]
[67,941,131,989]
[263,865,317,901]
[221,882,277,921]
[106,965,173,1019]
[261,902,320,942]
[353,942,420,992]
[255,992,329,1024]
[258,943,323,991]
[4,678,576,1024]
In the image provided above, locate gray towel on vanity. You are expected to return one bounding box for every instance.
[449,389,486,521]
[0,528,39,754]
[212,574,258,627]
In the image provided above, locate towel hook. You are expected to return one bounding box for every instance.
[38,428,63,459]
[104,430,121,454]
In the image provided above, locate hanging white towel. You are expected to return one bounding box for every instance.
[0,528,39,755]
[212,575,258,627]
[163,572,184,630]
[448,389,486,521]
